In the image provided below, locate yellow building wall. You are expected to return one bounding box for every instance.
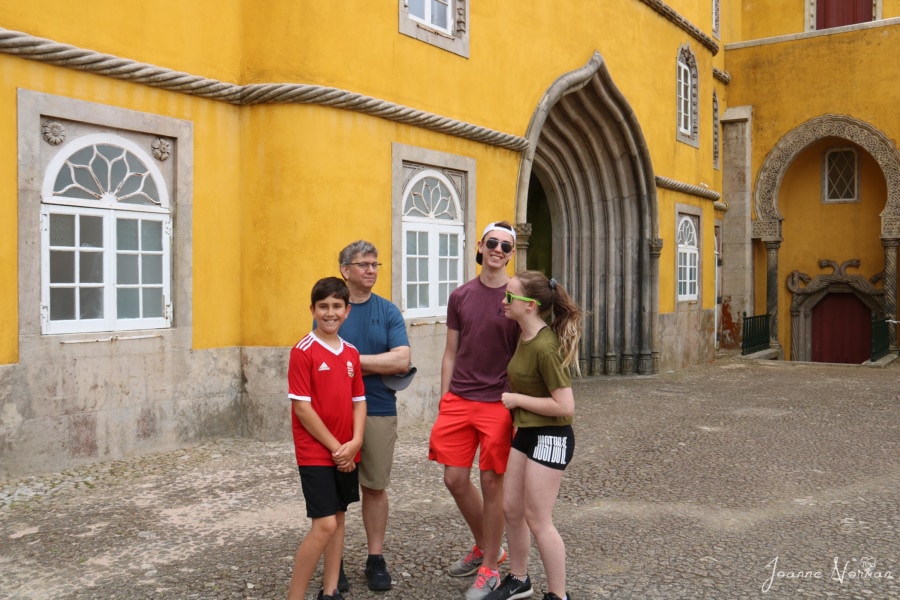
[238,104,521,345]
[727,23,900,358]
[2,0,728,359]
[736,0,900,41]
[0,63,244,361]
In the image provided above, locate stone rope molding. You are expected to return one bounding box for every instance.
[753,114,900,240]
[655,175,721,201]
[0,27,529,152]
[638,0,720,55]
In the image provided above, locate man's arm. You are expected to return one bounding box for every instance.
[359,345,410,376]
[440,328,459,397]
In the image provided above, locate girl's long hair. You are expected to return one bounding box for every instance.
[516,270,585,375]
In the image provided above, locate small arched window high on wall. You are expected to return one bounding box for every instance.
[677,215,699,301]
[41,133,171,334]
[676,44,699,148]
[401,168,464,319]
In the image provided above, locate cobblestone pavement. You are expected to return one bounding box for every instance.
[1,354,898,600]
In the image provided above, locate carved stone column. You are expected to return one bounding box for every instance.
[765,240,783,356]
[882,238,899,351]
[647,237,664,374]
[514,222,532,271]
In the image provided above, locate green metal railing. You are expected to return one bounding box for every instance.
[741,312,770,355]
[871,314,890,362]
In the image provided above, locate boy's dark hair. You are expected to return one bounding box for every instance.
[310,277,350,306]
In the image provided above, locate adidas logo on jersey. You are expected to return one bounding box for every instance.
[318,362,330,371]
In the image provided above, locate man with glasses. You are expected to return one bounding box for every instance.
[428,221,520,600]
[337,240,411,592]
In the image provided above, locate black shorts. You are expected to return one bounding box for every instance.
[511,425,575,471]
[298,465,360,518]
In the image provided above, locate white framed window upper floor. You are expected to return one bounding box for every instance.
[676,44,699,148]
[392,143,476,321]
[399,0,470,58]
[40,133,172,334]
[676,213,700,302]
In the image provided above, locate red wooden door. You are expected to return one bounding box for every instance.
[817,0,873,29]
[811,293,872,363]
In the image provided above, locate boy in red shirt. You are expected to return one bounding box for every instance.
[287,277,367,600]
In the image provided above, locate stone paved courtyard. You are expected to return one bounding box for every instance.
[1,354,898,599]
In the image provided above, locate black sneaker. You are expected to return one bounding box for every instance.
[365,554,392,591]
[485,573,533,599]
[541,593,570,600]
[338,559,350,592]
[317,589,344,600]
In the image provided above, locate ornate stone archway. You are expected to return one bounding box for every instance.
[514,52,660,375]
[752,114,900,352]
[787,259,885,361]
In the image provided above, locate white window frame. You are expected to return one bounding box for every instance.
[40,133,172,334]
[676,44,699,148]
[822,147,860,204]
[399,0,470,58]
[677,215,699,302]
[392,143,476,322]
[401,169,465,319]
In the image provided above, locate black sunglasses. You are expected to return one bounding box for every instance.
[484,238,513,253]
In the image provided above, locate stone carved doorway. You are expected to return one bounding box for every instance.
[787,259,884,362]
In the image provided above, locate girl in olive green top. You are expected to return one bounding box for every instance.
[488,271,583,600]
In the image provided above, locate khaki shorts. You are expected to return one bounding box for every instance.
[359,415,398,490]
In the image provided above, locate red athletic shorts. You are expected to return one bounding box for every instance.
[428,392,513,474]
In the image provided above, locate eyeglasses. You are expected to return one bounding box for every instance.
[505,291,541,306]
[348,262,382,270]
[484,238,514,253]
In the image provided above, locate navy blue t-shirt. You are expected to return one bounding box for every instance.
[338,293,409,416]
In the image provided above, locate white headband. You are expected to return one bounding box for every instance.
[481,222,516,242]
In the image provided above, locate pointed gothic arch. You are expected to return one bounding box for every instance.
[515,52,660,375]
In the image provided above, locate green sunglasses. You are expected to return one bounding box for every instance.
[505,291,541,306]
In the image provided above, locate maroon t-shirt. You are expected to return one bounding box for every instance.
[446,277,520,401]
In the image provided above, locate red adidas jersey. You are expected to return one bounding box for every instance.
[288,332,366,466]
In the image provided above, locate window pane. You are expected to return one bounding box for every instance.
[117,254,139,285]
[80,287,104,319]
[142,220,163,251]
[409,0,425,19]
[143,288,163,318]
[417,282,429,307]
[431,0,448,28]
[407,284,419,308]
[418,257,429,279]
[80,215,104,248]
[50,214,76,246]
[50,288,75,320]
[50,250,75,283]
[117,219,139,251]
[406,230,418,254]
[142,255,163,284]
[117,288,140,318]
[80,251,104,284]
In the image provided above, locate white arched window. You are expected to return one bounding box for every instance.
[677,216,699,301]
[401,169,464,318]
[41,133,172,334]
